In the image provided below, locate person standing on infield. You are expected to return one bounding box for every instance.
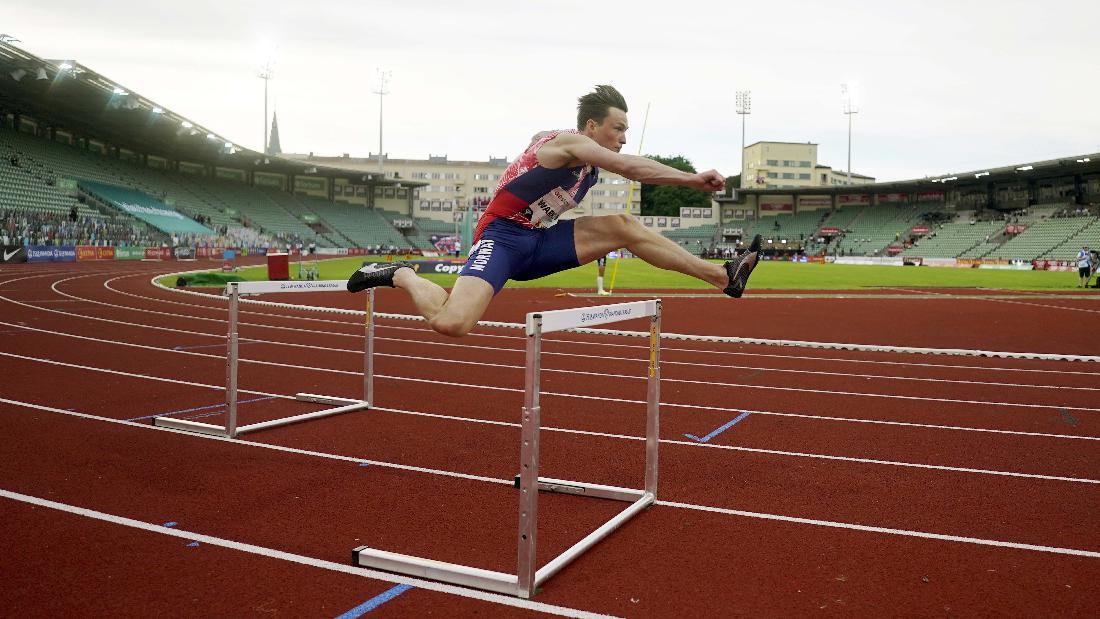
[596,250,615,295]
[1077,245,1093,288]
[348,85,762,337]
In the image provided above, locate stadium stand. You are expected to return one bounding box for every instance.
[0,125,420,250]
[1045,217,1100,260]
[661,223,718,250]
[901,212,1003,258]
[832,203,941,256]
[405,216,458,251]
[983,216,1095,261]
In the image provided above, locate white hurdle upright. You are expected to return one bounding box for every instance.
[154,280,375,439]
[353,299,662,598]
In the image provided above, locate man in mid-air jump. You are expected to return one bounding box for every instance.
[349,85,762,337]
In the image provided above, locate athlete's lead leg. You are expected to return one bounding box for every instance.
[573,214,760,296]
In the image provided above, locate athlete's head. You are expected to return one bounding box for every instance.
[577,85,628,152]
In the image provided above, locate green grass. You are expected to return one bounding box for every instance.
[157,257,1088,291]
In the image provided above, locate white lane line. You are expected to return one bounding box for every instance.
[106,273,1100,377]
[1,346,1097,484]
[0,397,509,486]
[890,287,1100,316]
[6,289,1098,413]
[2,318,1099,442]
[653,499,1100,559]
[2,397,1098,561]
[103,276,1100,391]
[0,489,616,619]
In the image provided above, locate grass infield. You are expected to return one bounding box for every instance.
[160,256,1092,291]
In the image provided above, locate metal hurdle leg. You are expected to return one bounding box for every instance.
[516,315,543,597]
[353,299,662,599]
[155,283,374,438]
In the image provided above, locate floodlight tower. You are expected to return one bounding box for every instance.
[374,69,392,174]
[841,83,859,185]
[259,59,274,154]
[735,90,751,186]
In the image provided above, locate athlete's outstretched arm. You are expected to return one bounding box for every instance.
[537,133,725,192]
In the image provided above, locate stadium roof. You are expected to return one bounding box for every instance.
[724,152,1100,201]
[0,39,416,187]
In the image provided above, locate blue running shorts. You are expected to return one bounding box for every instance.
[458,218,579,294]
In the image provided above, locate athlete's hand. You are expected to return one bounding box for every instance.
[688,170,725,192]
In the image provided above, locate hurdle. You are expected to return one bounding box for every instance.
[353,299,662,598]
[154,280,375,438]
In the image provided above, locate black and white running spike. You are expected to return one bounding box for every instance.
[723,234,762,298]
[347,262,411,292]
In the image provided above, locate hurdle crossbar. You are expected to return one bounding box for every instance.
[154,280,374,438]
[354,299,662,598]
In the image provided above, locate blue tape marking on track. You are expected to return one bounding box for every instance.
[358,463,371,467]
[334,584,414,618]
[186,541,200,548]
[684,412,752,443]
[163,521,178,528]
[125,396,279,422]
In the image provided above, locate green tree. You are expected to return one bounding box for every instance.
[639,155,713,217]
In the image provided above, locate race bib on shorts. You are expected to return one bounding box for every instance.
[523,187,577,228]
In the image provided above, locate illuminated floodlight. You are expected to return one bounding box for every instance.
[943,176,958,181]
[1017,165,1033,171]
[224,141,233,148]
[206,133,217,140]
[152,106,164,114]
[181,121,193,128]
[1077,158,1091,163]
[59,62,73,70]
[975,171,990,178]
[113,87,127,95]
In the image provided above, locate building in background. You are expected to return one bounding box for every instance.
[741,141,874,189]
[286,152,641,225]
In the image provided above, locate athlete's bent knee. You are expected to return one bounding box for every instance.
[429,314,474,338]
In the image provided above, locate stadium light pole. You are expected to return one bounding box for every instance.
[735,91,751,187]
[259,59,274,155]
[374,69,392,174]
[841,83,858,185]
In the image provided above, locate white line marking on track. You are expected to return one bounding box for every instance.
[107,273,1100,377]
[653,499,1100,559]
[1,346,1097,483]
[889,287,1100,315]
[0,488,616,618]
[2,397,1098,560]
[6,288,1098,412]
[2,318,1099,442]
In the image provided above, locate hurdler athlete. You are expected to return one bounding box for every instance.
[348,85,762,337]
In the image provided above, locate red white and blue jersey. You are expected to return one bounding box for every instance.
[475,129,599,241]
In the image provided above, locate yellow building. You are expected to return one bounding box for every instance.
[741,141,874,189]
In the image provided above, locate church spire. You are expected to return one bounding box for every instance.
[266,110,282,156]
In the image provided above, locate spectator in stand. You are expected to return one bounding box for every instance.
[1077,246,1093,288]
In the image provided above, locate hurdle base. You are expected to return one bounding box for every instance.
[512,475,645,503]
[296,393,364,406]
[353,492,654,598]
[153,396,369,439]
[352,547,521,596]
[152,417,230,437]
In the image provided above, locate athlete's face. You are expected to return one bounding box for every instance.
[586,107,629,152]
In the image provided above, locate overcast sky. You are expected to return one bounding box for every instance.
[6,1,1099,181]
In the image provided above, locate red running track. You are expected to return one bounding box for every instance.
[1,260,1098,617]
